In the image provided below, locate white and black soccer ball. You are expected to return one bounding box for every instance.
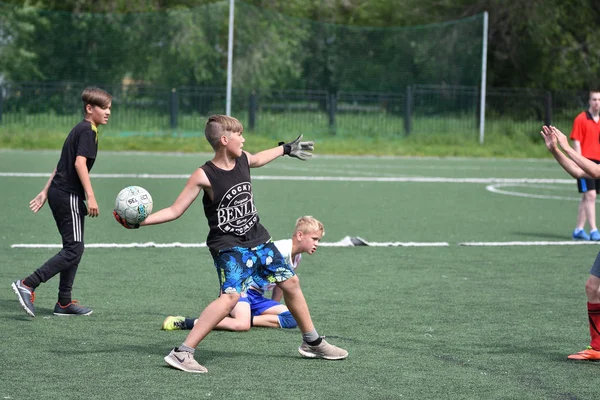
[114,186,153,225]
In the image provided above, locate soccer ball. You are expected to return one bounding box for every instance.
[114,186,153,225]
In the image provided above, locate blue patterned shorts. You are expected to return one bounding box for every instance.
[210,242,295,294]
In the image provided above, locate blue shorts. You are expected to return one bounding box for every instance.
[238,289,282,316]
[210,242,295,294]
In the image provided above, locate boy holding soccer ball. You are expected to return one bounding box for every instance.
[11,87,112,317]
[161,215,324,333]
[114,115,348,373]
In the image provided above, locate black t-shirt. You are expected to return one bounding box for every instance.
[51,120,98,198]
[201,152,270,250]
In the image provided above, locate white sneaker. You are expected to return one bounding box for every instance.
[298,338,348,360]
[164,348,208,373]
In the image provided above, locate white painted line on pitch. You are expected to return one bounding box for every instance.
[486,183,579,201]
[11,242,207,249]
[0,172,574,184]
[459,241,600,246]
[319,241,449,247]
[12,241,599,248]
[10,241,450,249]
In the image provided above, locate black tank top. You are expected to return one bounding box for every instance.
[200,153,270,250]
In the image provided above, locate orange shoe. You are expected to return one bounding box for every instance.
[567,346,600,361]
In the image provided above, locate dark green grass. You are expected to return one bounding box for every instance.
[0,110,560,158]
[1,247,598,399]
[1,151,599,399]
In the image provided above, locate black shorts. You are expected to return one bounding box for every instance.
[577,159,600,193]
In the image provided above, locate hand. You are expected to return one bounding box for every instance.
[29,191,48,213]
[281,134,314,160]
[550,125,570,149]
[87,196,99,217]
[113,210,139,229]
[540,125,558,152]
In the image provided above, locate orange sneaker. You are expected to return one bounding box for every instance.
[567,346,600,361]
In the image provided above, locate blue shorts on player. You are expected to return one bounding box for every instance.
[238,288,298,329]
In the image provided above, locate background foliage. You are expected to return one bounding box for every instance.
[1,0,599,91]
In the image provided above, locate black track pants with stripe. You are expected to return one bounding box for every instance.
[33,186,86,298]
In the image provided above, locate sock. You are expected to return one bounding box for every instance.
[58,297,72,307]
[588,302,600,350]
[184,318,196,330]
[302,329,322,346]
[177,344,195,354]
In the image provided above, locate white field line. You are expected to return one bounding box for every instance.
[11,241,450,249]
[459,241,600,246]
[11,241,600,249]
[0,172,573,184]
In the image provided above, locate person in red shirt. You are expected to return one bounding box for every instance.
[569,91,600,240]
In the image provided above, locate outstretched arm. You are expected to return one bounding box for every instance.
[540,126,586,179]
[246,147,285,168]
[141,168,208,226]
[550,126,600,179]
[29,168,56,213]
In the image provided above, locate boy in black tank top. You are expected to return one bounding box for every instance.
[114,114,348,373]
[11,87,112,317]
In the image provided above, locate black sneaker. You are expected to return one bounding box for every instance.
[11,280,35,317]
[53,300,93,316]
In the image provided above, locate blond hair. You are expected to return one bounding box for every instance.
[81,87,111,114]
[294,216,325,237]
[205,114,244,150]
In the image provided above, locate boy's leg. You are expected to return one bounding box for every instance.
[25,190,85,290]
[12,189,86,317]
[568,255,600,360]
[162,300,251,331]
[182,293,240,348]
[165,246,254,373]
[253,304,292,328]
[276,276,314,332]
[276,276,348,359]
[254,243,347,359]
[165,293,240,373]
[244,287,292,328]
[213,298,252,331]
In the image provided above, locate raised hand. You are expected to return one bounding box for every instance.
[550,125,570,149]
[282,134,314,161]
[540,125,558,151]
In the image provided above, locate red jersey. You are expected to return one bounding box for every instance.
[570,111,600,161]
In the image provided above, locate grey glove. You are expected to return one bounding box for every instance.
[280,134,314,161]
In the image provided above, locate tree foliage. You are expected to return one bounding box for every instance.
[0,0,599,90]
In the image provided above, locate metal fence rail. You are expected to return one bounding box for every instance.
[0,81,589,140]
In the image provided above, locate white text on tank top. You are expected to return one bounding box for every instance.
[217,182,258,235]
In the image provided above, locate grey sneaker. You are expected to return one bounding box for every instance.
[298,338,348,360]
[53,300,93,316]
[11,280,35,317]
[164,348,208,373]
